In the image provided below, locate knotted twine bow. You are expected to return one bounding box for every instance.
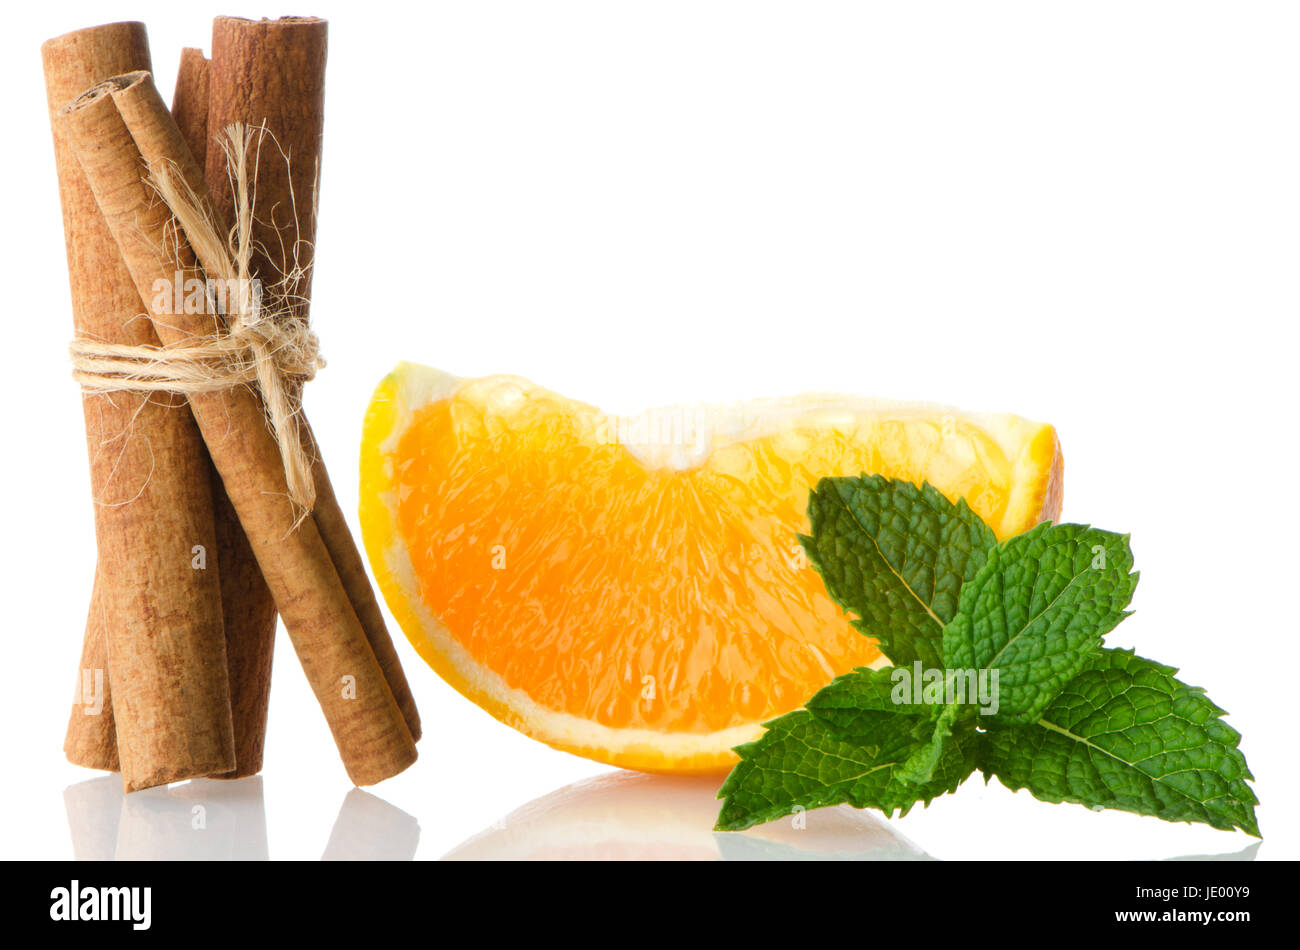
[69,123,324,520]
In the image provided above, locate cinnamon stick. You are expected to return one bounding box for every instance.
[171,45,280,779]
[207,17,326,307]
[206,16,421,743]
[170,48,209,160]
[306,450,421,742]
[64,576,118,772]
[43,22,150,776]
[43,23,236,790]
[60,74,417,785]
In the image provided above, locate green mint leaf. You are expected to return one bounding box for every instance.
[942,523,1138,725]
[895,703,963,785]
[802,476,997,668]
[804,665,928,733]
[714,708,977,832]
[978,649,1260,836]
[806,664,974,730]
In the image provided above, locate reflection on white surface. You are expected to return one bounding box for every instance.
[1165,844,1261,861]
[322,788,420,860]
[64,776,269,860]
[63,775,123,861]
[120,778,270,860]
[64,771,1261,860]
[443,771,932,860]
[63,777,419,860]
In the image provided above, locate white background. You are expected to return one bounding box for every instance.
[1,1,1296,860]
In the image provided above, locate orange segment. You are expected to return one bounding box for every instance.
[360,363,1063,773]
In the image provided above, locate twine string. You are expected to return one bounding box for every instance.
[68,123,324,518]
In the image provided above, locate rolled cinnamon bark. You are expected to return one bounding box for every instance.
[64,575,118,772]
[306,450,422,742]
[206,16,422,744]
[171,45,281,780]
[197,20,326,763]
[170,48,209,160]
[60,75,418,786]
[207,16,327,306]
[42,21,150,776]
[43,22,236,790]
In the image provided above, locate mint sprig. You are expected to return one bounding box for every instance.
[715,475,1259,837]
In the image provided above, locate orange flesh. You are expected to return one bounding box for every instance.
[392,384,1016,734]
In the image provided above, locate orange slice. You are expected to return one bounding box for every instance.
[360,363,1063,773]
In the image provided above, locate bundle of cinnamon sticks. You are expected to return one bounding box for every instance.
[43,17,421,792]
